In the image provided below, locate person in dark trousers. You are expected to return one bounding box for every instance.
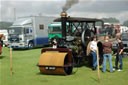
[102,36,114,72]
[114,37,124,71]
[90,36,97,70]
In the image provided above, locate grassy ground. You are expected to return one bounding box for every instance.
[0,47,128,85]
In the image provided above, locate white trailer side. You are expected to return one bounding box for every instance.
[32,16,55,46]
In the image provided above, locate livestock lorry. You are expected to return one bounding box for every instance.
[37,12,104,75]
[8,16,55,49]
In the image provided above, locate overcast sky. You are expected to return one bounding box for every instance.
[0,0,128,23]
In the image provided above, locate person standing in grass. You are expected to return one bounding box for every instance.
[114,37,124,71]
[90,35,97,70]
[102,36,113,72]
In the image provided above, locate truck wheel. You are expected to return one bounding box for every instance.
[28,42,34,49]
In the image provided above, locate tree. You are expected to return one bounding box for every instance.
[102,17,120,24]
[0,22,13,29]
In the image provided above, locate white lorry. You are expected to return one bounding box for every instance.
[8,16,55,49]
[0,30,8,46]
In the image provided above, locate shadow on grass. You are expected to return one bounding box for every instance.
[39,79,49,83]
[72,68,79,75]
[12,45,50,51]
[100,67,114,72]
[36,72,67,76]
[91,77,100,83]
[100,68,103,71]
[75,61,94,70]
[0,55,5,59]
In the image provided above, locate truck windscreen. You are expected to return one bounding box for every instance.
[52,27,61,32]
[8,27,22,34]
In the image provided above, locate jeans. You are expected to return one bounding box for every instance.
[115,54,123,70]
[91,51,97,68]
[102,54,113,72]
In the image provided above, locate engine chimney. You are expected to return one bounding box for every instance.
[60,12,67,39]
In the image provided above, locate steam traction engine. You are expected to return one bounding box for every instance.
[38,12,104,75]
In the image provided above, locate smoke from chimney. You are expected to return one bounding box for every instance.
[62,0,79,12]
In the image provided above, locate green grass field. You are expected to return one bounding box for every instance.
[0,47,128,85]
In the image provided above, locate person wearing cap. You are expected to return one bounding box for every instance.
[90,36,97,70]
[102,36,113,72]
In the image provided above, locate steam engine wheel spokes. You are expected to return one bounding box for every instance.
[81,29,94,47]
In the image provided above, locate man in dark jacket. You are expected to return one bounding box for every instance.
[114,37,124,71]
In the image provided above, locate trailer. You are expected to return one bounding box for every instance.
[8,16,55,49]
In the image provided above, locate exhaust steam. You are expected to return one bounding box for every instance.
[62,0,79,12]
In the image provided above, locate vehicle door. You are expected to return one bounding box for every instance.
[24,27,33,43]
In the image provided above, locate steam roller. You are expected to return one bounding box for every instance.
[37,48,73,75]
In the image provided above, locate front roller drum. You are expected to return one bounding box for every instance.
[37,48,73,75]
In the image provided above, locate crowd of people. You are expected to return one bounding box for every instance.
[90,35,124,72]
[98,24,121,38]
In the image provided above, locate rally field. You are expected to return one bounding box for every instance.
[0,47,128,85]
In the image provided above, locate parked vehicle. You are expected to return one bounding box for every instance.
[0,30,8,46]
[48,23,63,39]
[8,16,55,49]
[120,26,128,33]
[48,23,73,45]
[113,32,128,54]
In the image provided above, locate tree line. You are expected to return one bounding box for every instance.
[0,17,128,30]
[0,22,13,29]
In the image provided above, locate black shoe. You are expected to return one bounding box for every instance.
[92,67,96,70]
[113,67,118,71]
